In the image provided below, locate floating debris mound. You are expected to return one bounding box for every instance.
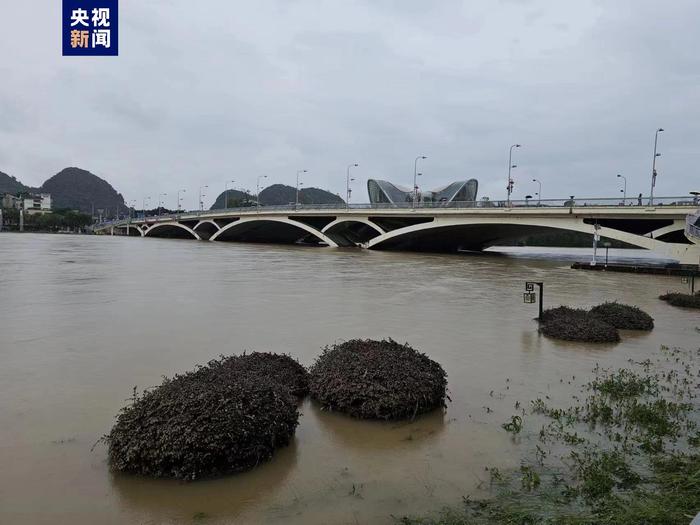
[589,301,654,330]
[107,355,300,481]
[539,306,620,343]
[225,352,310,397]
[659,292,700,309]
[309,339,447,420]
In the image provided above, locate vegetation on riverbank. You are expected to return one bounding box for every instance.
[660,292,700,309]
[399,345,700,524]
[1,207,92,232]
[309,339,448,420]
[106,353,304,480]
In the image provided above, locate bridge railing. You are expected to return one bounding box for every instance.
[92,195,699,229]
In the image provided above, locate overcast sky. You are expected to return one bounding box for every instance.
[1,0,698,209]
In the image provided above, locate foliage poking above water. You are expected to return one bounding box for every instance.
[399,345,700,525]
[106,353,303,480]
[589,302,654,331]
[659,292,700,309]
[539,306,621,343]
[309,339,448,420]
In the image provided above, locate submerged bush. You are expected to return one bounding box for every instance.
[309,339,447,420]
[107,355,299,480]
[539,306,620,343]
[225,352,310,397]
[659,292,700,309]
[589,302,654,331]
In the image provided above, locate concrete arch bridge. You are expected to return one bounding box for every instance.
[96,199,700,265]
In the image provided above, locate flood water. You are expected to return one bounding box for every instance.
[1,233,697,524]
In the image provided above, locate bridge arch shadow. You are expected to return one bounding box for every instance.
[211,218,338,247]
[193,220,221,241]
[322,219,384,247]
[144,223,200,240]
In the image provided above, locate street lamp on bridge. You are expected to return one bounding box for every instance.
[177,189,186,213]
[532,178,541,206]
[346,163,358,210]
[413,156,427,209]
[507,144,521,207]
[256,175,267,213]
[142,196,151,219]
[158,193,167,215]
[199,185,208,212]
[617,174,627,205]
[295,169,307,210]
[650,128,664,206]
[225,180,235,209]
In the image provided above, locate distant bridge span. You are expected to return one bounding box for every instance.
[95,198,700,265]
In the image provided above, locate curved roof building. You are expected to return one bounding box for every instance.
[367,179,478,205]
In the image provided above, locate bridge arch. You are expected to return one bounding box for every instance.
[210,217,338,247]
[193,220,220,240]
[365,217,699,263]
[144,222,200,240]
[322,218,384,246]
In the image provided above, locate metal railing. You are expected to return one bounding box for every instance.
[93,195,699,230]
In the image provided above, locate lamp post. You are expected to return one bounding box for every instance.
[224,180,235,209]
[346,163,358,209]
[129,199,136,220]
[256,175,267,212]
[295,169,307,210]
[532,178,541,206]
[617,174,627,205]
[142,196,150,219]
[413,156,427,209]
[198,185,208,212]
[507,144,521,207]
[158,193,167,215]
[650,128,664,205]
[177,189,186,213]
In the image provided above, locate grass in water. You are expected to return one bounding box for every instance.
[399,345,700,525]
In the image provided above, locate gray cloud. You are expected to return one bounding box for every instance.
[0,0,698,209]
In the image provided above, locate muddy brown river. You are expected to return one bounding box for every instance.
[1,233,697,524]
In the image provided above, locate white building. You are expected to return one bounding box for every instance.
[23,194,52,215]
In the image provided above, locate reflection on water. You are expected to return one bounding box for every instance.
[111,440,299,522]
[312,402,447,451]
[0,234,697,524]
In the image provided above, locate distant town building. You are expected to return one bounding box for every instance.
[1,193,22,209]
[23,193,52,215]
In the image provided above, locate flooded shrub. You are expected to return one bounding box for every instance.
[589,302,654,331]
[309,339,447,420]
[659,292,700,309]
[539,306,620,343]
[225,352,310,397]
[107,356,299,480]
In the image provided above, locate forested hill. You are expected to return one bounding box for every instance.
[40,167,127,215]
[210,189,254,209]
[0,171,31,194]
[258,184,344,205]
